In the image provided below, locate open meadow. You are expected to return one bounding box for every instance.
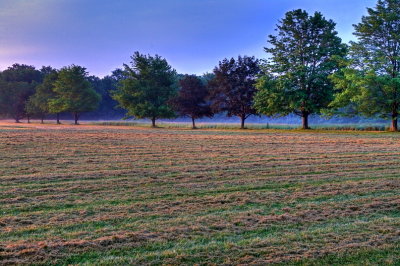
[0,122,399,265]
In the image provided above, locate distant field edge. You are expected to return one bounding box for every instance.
[90,121,393,132]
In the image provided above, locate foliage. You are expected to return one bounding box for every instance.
[200,72,215,85]
[25,68,59,122]
[169,75,213,128]
[49,65,100,124]
[1,63,43,83]
[209,55,260,129]
[254,9,347,129]
[85,69,127,119]
[0,64,42,122]
[329,0,400,131]
[112,52,177,127]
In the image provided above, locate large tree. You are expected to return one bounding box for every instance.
[329,0,400,131]
[254,9,346,129]
[49,65,100,125]
[112,52,177,127]
[209,56,260,129]
[170,75,213,129]
[0,64,42,122]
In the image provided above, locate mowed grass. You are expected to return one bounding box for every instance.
[0,122,399,265]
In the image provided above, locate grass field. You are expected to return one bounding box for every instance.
[0,122,399,265]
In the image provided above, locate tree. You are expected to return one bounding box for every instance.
[329,0,400,131]
[26,69,59,124]
[170,75,213,129]
[112,52,177,127]
[209,56,260,129]
[0,64,42,122]
[25,93,46,123]
[0,81,33,123]
[254,9,346,129]
[49,65,100,125]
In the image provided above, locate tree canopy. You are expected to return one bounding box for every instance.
[254,9,346,129]
[49,65,100,125]
[112,52,177,127]
[26,68,58,123]
[329,0,400,131]
[209,56,260,129]
[170,75,213,129]
[0,64,42,122]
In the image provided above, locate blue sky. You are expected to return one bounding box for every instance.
[0,0,376,77]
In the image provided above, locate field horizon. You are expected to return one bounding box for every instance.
[1,122,399,264]
[0,119,393,132]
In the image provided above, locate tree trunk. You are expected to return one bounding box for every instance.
[302,112,310,129]
[74,113,79,125]
[240,115,246,129]
[15,117,20,123]
[56,113,61,124]
[391,112,398,131]
[41,115,44,124]
[27,116,30,124]
[191,117,196,129]
[151,117,156,128]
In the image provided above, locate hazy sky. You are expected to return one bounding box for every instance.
[0,0,376,77]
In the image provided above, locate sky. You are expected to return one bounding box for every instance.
[0,0,376,77]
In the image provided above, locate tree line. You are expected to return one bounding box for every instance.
[1,0,399,130]
[0,64,124,124]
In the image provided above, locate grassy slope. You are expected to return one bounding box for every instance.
[0,122,399,265]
